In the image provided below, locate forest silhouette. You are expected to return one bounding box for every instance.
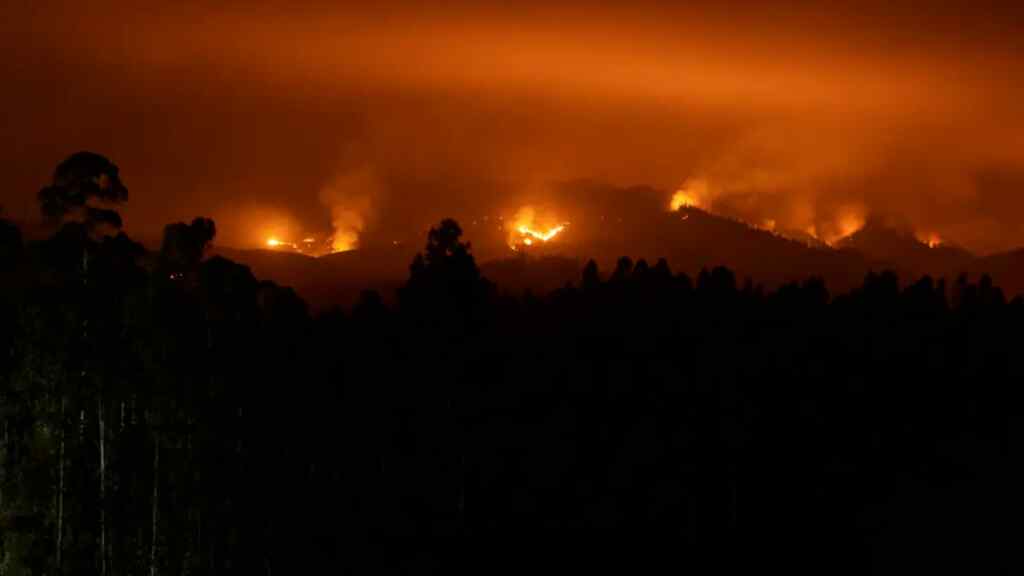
[1,154,1020,574]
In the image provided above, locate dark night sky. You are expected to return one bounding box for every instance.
[2,1,1023,253]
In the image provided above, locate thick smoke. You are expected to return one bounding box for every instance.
[318,167,382,253]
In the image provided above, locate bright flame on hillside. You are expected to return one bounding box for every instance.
[265,237,301,251]
[669,178,712,211]
[518,224,565,243]
[670,190,698,211]
[319,168,380,255]
[330,225,359,253]
[508,205,568,251]
[917,232,942,248]
[265,234,339,256]
[827,208,865,245]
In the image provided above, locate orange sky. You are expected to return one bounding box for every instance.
[2,1,1023,253]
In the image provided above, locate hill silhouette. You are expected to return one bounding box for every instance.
[835,220,975,278]
[212,206,1023,307]
[210,244,413,309]
[623,207,873,293]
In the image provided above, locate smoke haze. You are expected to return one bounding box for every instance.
[319,167,382,252]
[2,1,1023,253]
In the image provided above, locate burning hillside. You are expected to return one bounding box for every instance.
[507,206,569,252]
[264,234,340,257]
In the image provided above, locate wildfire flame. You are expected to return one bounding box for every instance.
[508,205,568,251]
[517,224,565,243]
[265,236,303,251]
[329,226,359,253]
[669,178,712,211]
[670,190,698,211]
[267,236,305,249]
[917,232,942,248]
[511,223,567,250]
[319,168,379,255]
[265,234,334,255]
[828,208,865,245]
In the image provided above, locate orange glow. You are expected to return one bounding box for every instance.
[508,205,568,251]
[330,230,358,253]
[670,190,698,211]
[9,5,1024,256]
[265,237,300,251]
[318,168,379,255]
[266,234,338,255]
[827,207,865,245]
[517,224,565,242]
[511,224,566,250]
[917,232,943,248]
[669,179,712,212]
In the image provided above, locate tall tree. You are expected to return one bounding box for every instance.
[37,152,128,234]
[159,218,216,273]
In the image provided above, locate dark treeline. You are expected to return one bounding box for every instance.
[1,154,1021,574]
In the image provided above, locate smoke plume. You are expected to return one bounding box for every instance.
[318,167,382,253]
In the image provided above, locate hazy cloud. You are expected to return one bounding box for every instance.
[2,1,1023,253]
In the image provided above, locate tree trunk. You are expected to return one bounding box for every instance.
[150,436,159,576]
[1,417,6,510]
[99,398,107,576]
[57,397,66,568]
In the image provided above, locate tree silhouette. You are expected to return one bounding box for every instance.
[0,218,21,271]
[37,152,128,234]
[159,217,216,274]
[2,174,1023,575]
[581,259,601,292]
[400,218,492,317]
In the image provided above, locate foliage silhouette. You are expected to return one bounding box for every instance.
[37,152,128,234]
[159,217,216,272]
[1,157,1021,575]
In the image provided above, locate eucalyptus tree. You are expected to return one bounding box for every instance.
[37,152,128,236]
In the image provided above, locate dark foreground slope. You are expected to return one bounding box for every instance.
[1,218,1021,575]
[963,248,1024,297]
